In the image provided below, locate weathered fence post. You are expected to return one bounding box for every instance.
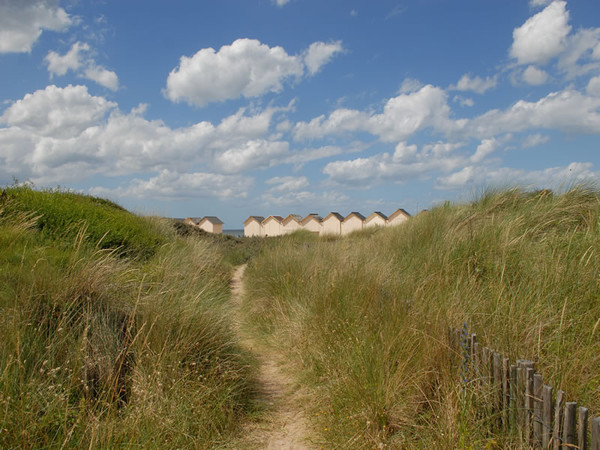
[578,407,588,450]
[493,352,502,416]
[510,364,518,430]
[525,367,535,445]
[502,357,510,429]
[564,402,577,448]
[591,416,600,450]
[542,385,553,448]
[553,390,565,450]
[533,372,543,447]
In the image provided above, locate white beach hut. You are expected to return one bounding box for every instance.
[341,212,366,235]
[365,211,388,228]
[244,216,265,237]
[301,213,323,235]
[262,215,284,237]
[282,214,302,234]
[387,208,411,227]
[322,212,344,235]
[198,216,223,234]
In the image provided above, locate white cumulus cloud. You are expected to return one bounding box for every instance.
[450,74,497,94]
[0,0,73,53]
[90,170,252,200]
[303,41,344,75]
[0,84,116,138]
[522,65,549,85]
[294,85,457,142]
[165,38,342,107]
[266,176,309,192]
[510,1,571,66]
[436,162,599,191]
[587,76,600,96]
[45,42,119,91]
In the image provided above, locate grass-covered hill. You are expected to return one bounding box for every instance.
[0,186,260,448]
[241,187,600,448]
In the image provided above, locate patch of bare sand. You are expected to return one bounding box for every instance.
[229,264,313,450]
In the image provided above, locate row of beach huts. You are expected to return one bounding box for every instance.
[243,209,411,237]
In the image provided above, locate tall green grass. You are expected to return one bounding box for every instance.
[0,187,257,448]
[242,187,600,448]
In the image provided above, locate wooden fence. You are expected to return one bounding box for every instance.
[454,329,599,449]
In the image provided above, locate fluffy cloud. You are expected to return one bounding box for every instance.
[522,65,549,85]
[587,76,600,96]
[436,162,599,191]
[83,66,119,91]
[303,41,344,75]
[0,84,116,138]
[510,1,571,65]
[470,138,500,163]
[266,176,309,192]
[522,133,550,148]
[165,38,342,106]
[450,74,497,94]
[45,42,119,90]
[45,42,89,75]
[261,190,349,208]
[90,170,252,200]
[0,0,73,53]
[468,89,600,137]
[322,141,465,187]
[294,85,457,142]
[213,140,290,174]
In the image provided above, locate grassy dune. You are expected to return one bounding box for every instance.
[242,187,600,448]
[0,187,257,448]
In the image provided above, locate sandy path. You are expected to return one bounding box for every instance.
[230,264,312,450]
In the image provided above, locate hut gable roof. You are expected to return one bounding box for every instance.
[301,213,322,225]
[199,216,223,225]
[388,208,411,221]
[323,212,344,222]
[282,214,302,225]
[343,211,366,222]
[243,216,265,226]
[185,217,202,224]
[263,215,284,224]
[366,211,388,222]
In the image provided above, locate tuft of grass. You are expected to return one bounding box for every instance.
[0,187,257,448]
[242,187,600,448]
[2,185,166,259]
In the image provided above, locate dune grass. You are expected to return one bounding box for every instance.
[0,187,258,448]
[242,187,600,448]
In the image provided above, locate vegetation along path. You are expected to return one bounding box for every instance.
[230,264,312,449]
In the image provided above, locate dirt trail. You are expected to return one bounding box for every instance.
[230,264,313,450]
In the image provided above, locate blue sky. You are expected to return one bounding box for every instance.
[1,0,600,227]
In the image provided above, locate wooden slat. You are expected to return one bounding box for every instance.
[553,390,565,450]
[564,402,577,448]
[591,416,600,450]
[542,385,553,449]
[525,367,534,445]
[578,407,588,450]
[510,364,518,430]
[533,373,543,447]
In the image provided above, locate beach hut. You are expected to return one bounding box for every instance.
[262,215,284,236]
[341,212,366,235]
[198,216,223,234]
[244,216,265,237]
[301,213,323,234]
[184,217,201,226]
[387,208,411,226]
[322,212,344,235]
[365,211,388,228]
[282,214,302,234]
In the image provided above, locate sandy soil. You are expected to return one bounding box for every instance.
[229,264,313,450]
